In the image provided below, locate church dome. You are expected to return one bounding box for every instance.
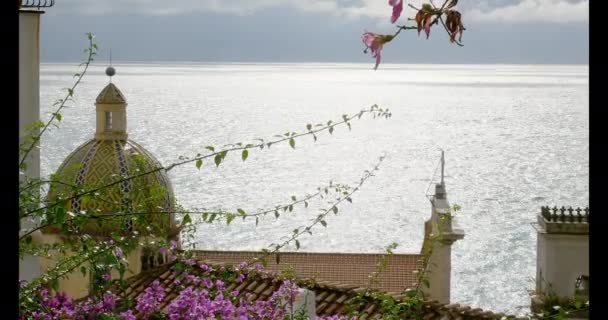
[44,77,176,237]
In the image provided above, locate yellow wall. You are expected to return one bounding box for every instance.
[38,234,142,299]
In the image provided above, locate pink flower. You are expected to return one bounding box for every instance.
[445,10,464,43]
[114,247,124,259]
[102,273,111,281]
[362,32,395,70]
[388,0,403,24]
[415,5,435,39]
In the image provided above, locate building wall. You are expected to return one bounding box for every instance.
[536,233,589,297]
[19,10,42,283]
[37,233,143,299]
[19,11,41,179]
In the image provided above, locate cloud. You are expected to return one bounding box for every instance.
[465,0,588,23]
[50,0,588,23]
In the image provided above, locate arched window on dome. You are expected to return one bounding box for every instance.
[105,111,113,131]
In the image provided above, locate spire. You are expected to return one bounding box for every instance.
[105,49,115,83]
[95,54,128,141]
[440,149,445,186]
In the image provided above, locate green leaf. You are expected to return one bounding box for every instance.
[80,266,87,277]
[237,208,245,215]
[289,138,295,149]
[56,206,65,224]
[56,112,62,122]
[255,217,259,226]
[206,146,215,152]
[50,278,59,291]
[209,213,217,223]
[195,159,203,170]
[346,197,353,203]
[332,207,338,214]
[422,278,430,288]
[67,88,74,97]
[320,220,327,227]
[226,213,235,225]
[274,211,280,218]
[214,155,222,167]
[295,240,300,250]
[306,124,312,131]
[329,126,334,135]
[182,214,192,225]
[288,205,293,212]
[304,201,308,208]
[291,195,296,201]
[241,150,248,161]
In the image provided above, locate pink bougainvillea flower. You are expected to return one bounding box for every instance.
[362,32,395,70]
[388,0,404,24]
[445,10,465,42]
[415,4,435,39]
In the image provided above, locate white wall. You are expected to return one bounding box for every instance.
[536,233,589,297]
[19,10,43,282]
[19,11,41,180]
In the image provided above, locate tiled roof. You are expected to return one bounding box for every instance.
[192,250,423,294]
[115,259,523,320]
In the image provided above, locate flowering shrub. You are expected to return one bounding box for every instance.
[19,252,352,320]
[362,0,465,69]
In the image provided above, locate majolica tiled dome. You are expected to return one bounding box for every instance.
[44,80,175,237]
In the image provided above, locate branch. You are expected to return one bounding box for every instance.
[23,105,391,218]
[19,236,129,298]
[246,154,386,265]
[429,0,465,46]
[19,180,339,241]
[19,33,97,170]
[403,0,464,46]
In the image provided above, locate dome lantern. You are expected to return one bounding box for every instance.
[95,75,128,141]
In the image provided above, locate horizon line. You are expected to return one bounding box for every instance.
[40,60,589,66]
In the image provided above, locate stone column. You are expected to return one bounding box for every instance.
[19,10,42,180]
[421,183,464,303]
[19,9,43,283]
[289,288,316,319]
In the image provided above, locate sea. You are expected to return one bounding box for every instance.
[39,62,589,315]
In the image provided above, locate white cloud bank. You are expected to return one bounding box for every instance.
[53,0,588,23]
[466,0,588,23]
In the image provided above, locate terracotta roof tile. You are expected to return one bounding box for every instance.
[192,250,424,293]
[111,258,525,320]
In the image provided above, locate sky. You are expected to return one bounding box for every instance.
[38,0,589,64]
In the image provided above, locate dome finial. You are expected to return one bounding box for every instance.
[105,49,116,82]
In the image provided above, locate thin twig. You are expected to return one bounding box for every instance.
[247,154,386,265]
[19,34,97,169]
[23,106,390,218]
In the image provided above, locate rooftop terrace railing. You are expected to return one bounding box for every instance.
[540,206,589,223]
[20,0,55,9]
